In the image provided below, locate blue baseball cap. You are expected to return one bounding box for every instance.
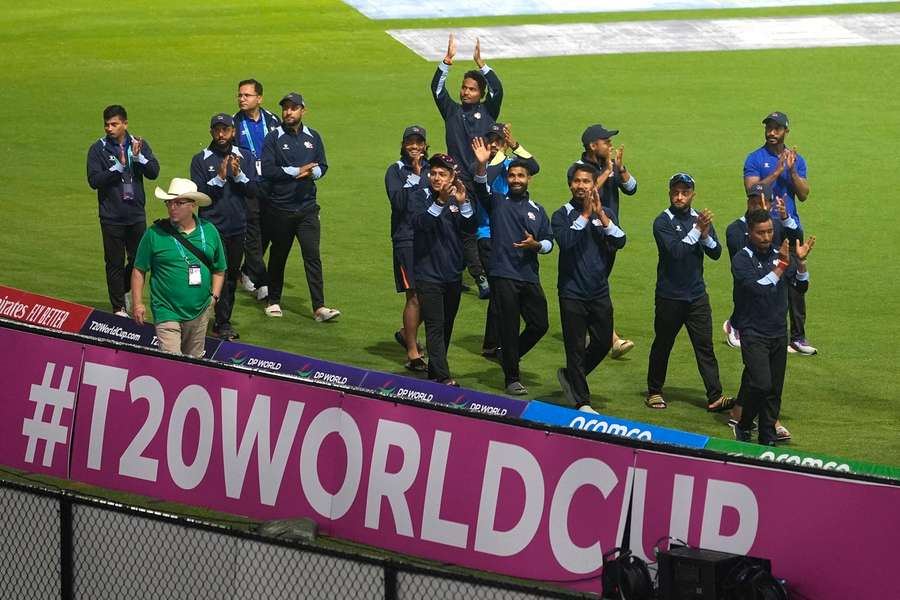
[668,172,695,189]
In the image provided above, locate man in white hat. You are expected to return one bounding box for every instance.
[131,178,226,357]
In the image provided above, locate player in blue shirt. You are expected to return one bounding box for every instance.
[743,111,815,355]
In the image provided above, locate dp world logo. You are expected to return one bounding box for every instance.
[229,351,249,366]
[450,394,467,408]
[295,363,314,378]
[376,379,397,396]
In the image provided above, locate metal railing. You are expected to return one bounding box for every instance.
[0,478,597,600]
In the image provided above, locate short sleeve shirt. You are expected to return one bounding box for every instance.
[743,145,808,224]
[135,218,226,323]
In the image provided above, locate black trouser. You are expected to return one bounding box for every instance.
[461,229,484,280]
[478,238,499,350]
[560,295,614,407]
[264,204,325,310]
[738,334,787,444]
[788,283,807,342]
[491,277,549,385]
[215,233,244,330]
[241,197,268,287]
[416,280,462,382]
[100,221,145,312]
[647,294,723,403]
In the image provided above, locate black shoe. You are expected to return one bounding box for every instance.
[734,426,752,443]
[404,357,427,372]
[557,368,577,407]
[395,330,424,354]
[215,325,240,341]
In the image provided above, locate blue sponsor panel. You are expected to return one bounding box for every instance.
[80,310,159,348]
[359,371,527,418]
[211,341,369,388]
[522,401,708,448]
[80,309,222,358]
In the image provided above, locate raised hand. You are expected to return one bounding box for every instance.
[778,238,790,263]
[445,33,457,63]
[513,231,540,251]
[774,196,788,220]
[131,136,144,157]
[614,144,624,171]
[450,179,468,204]
[218,155,230,180]
[503,123,517,149]
[795,236,816,260]
[786,146,798,170]
[473,37,485,68]
[697,208,713,236]
[230,154,241,178]
[471,136,491,165]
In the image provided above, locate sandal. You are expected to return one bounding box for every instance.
[440,378,460,387]
[707,395,736,413]
[775,424,792,441]
[395,330,424,354]
[404,357,427,372]
[645,393,666,409]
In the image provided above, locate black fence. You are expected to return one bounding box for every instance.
[0,478,597,600]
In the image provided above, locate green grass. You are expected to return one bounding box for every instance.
[1,1,899,467]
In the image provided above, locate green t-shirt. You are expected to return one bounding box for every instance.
[134,217,227,323]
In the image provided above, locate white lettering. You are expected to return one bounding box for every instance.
[549,458,618,574]
[421,430,468,548]
[167,385,214,490]
[299,407,363,520]
[699,480,758,554]
[81,362,129,471]
[474,441,544,557]
[118,375,163,481]
[221,390,305,505]
[669,474,694,543]
[365,420,420,536]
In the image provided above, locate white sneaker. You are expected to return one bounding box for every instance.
[241,273,257,293]
[723,320,740,348]
[114,310,129,318]
[789,338,817,355]
[256,285,269,301]
[265,303,283,317]
[578,404,599,414]
[313,306,341,322]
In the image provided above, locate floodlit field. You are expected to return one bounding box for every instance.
[2,1,898,466]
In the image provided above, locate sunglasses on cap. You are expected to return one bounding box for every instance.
[668,172,695,188]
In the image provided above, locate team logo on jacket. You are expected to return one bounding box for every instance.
[527,211,536,221]
[282,143,290,150]
[474,112,481,119]
[208,165,215,172]
[304,141,314,149]
[592,218,603,227]
[449,204,459,213]
[675,225,682,232]
[764,162,770,168]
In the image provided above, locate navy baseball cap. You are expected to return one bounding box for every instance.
[581,124,619,145]
[210,113,234,128]
[668,172,695,189]
[747,183,768,197]
[279,92,305,107]
[508,158,535,175]
[428,153,457,171]
[402,125,426,141]
[762,112,789,128]
[485,123,505,139]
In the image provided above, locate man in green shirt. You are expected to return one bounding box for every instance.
[132,178,226,357]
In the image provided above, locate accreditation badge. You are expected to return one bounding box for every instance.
[188,264,202,287]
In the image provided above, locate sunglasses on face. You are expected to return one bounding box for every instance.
[164,199,194,207]
[668,172,695,188]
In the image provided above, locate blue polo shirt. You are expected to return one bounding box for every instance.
[743,145,808,224]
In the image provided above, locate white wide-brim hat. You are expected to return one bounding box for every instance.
[154,177,212,207]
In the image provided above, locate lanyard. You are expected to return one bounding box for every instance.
[172,223,207,264]
[241,114,263,157]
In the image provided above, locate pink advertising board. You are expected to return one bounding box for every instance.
[2,324,898,597]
